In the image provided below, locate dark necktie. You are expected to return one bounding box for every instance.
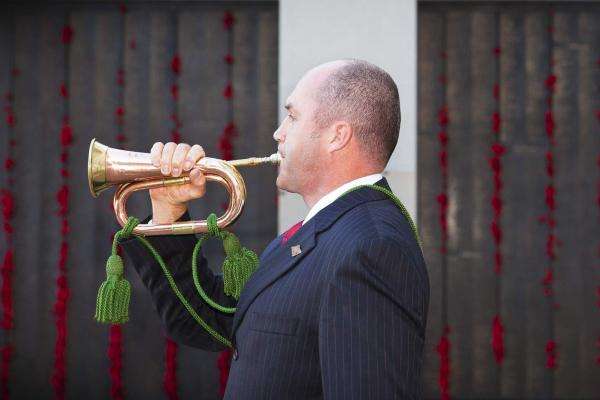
[281,220,303,246]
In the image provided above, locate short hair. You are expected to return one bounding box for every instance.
[313,59,400,166]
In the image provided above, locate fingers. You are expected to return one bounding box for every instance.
[153,141,206,177]
[183,144,205,171]
[171,143,191,177]
[151,142,164,167]
[160,142,177,175]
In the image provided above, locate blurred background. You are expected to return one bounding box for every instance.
[0,1,598,399]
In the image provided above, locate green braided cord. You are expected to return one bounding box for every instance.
[191,234,236,314]
[191,213,258,309]
[97,212,258,347]
[112,217,139,253]
[206,213,222,237]
[134,234,232,348]
[94,217,139,324]
[342,184,423,249]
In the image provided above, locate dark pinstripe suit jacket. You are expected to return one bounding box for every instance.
[120,178,429,399]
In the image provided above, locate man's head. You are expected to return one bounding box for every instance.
[273,59,400,200]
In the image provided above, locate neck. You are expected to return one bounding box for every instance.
[301,165,382,209]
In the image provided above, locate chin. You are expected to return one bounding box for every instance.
[275,174,294,193]
[275,178,288,191]
[275,175,286,191]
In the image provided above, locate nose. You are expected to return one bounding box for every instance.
[273,123,284,143]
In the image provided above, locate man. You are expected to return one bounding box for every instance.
[120,59,429,399]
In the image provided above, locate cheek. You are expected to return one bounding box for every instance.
[284,121,319,164]
[283,123,298,153]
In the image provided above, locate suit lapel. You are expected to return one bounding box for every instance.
[232,221,316,336]
[231,177,392,337]
[257,235,282,265]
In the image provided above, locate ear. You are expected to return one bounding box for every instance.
[327,121,353,154]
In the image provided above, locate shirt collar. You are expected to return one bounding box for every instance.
[302,173,384,225]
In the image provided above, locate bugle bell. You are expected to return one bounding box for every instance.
[87,138,280,236]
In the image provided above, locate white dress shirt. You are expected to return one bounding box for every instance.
[302,173,383,225]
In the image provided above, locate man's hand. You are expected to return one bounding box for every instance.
[149,142,207,224]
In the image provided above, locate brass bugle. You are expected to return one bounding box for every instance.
[88,138,280,236]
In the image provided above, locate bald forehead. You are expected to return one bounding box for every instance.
[303,60,347,87]
[285,61,350,117]
[288,61,347,103]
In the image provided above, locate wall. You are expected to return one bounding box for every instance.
[0,2,278,399]
[278,0,417,232]
[419,2,599,398]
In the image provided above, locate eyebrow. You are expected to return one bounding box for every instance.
[284,102,298,114]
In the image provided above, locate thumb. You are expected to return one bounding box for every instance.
[188,168,206,197]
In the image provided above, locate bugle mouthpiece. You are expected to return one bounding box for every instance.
[228,153,281,168]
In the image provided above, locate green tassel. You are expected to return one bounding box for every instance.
[204,213,258,300]
[95,254,131,324]
[221,233,259,299]
[95,217,139,324]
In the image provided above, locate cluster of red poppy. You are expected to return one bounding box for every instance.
[489,47,505,366]
[170,53,182,144]
[51,22,74,400]
[540,18,559,369]
[436,105,449,256]
[436,326,451,400]
[164,338,179,400]
[108,324,124,400]
[435,49,451,399]
[1,70,17,400]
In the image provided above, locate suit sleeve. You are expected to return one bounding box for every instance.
[318,236,428,399]
[118,211,237,351]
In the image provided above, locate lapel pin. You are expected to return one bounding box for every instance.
[291,245,302,257]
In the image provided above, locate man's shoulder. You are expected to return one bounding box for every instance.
[336,198,413,240]
[318,200,428,286]
[318,198,422,263]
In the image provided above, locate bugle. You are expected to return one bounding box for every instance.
[87,138,280,236]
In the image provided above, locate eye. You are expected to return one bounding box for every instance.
[288,113,296,121]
